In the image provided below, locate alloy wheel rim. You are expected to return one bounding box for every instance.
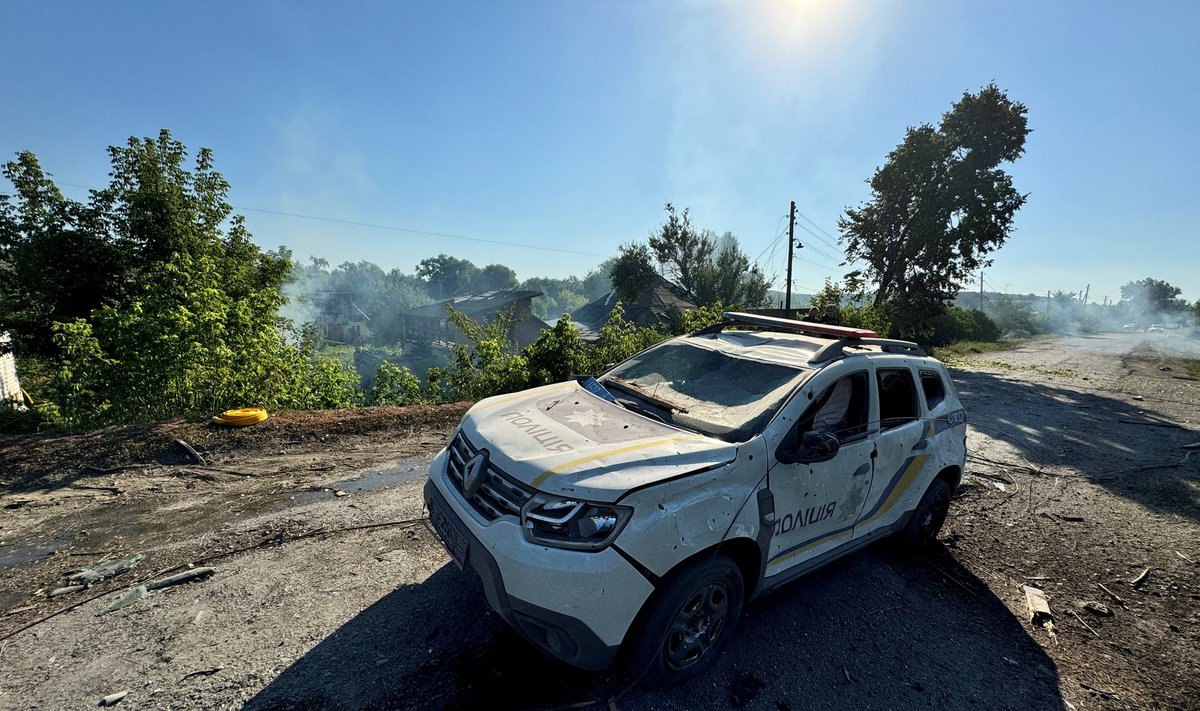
[664,582,729,670]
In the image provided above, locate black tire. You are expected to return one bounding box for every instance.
[623,553,744,687]
[899,477,951,548]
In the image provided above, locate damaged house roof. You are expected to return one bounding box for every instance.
[571,275,696,333]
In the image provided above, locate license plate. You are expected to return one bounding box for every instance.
[429,501,468,570]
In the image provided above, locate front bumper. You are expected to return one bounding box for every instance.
[423,452,654,671]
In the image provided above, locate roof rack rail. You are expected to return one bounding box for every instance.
[691,311,926,364]
[808,338,925,365]
[693,311,880,339]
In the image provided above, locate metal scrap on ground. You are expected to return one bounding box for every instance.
[64,554,144,585]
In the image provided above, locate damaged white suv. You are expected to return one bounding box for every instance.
[424,312,967,685]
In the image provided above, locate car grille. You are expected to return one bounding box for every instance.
[445,432,532,521]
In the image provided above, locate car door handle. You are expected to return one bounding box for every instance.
[852,463,870,477]
[911,440,929,451]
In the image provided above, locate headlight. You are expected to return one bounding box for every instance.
[521,493,633,551]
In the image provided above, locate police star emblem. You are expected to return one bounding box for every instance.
[564,409,607,427]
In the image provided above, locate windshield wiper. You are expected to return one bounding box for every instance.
[603,377,689,414]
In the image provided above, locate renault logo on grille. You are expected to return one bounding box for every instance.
[462,451,489,497]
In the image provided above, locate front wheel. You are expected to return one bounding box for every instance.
[623,553,744,687]
[898,477,951,548]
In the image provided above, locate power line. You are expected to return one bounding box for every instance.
[794,208,842,252]
[54,181,604,258]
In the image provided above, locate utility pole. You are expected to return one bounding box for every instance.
[1046,290,1051,315]
[785,200,796,311]
[979,270,984,309]
[1082,284,1090,305]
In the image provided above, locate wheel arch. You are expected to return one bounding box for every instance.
[936,464,962,495]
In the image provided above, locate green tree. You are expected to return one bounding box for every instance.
[416,254,480,299]
[478,263,519,292]
[692,233,770,308]
[1119,278,1187,319]
[648,203,713,300]
[582,259,616,300]
[609,242,658,303]
[839,84,1030,339]
[4,131,361,427]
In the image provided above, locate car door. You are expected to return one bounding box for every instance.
[853,362,929,536]
[763,365,875,579]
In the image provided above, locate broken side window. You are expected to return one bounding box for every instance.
[920,370,946,411]
[876,367,918,430]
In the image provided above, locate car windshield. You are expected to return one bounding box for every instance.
[601,340,808,442]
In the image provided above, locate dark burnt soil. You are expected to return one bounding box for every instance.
[0,402,472,493]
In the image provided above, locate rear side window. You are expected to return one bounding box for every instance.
[876,368,918,430]
[920,370,947,411]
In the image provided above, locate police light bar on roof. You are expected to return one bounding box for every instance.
[721,312,879,339]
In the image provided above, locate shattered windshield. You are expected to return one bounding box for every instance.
[601,339,808,442]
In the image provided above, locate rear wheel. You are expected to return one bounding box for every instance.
[899,478,951,548]
[623,554,744,687]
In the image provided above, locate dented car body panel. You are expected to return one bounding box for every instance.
[425,318,968,671]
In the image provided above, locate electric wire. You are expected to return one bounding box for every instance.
[54,181,604,258]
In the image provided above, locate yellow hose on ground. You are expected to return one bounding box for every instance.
[212,407,269,427]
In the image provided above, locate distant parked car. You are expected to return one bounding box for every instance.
[1122,324,1137,331]
[1148,324,1165,333]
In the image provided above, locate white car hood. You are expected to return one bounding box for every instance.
[459,381,737,502]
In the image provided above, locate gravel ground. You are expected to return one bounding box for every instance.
[1,332,1197,710]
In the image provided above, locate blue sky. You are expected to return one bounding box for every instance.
[2,0,1197,303]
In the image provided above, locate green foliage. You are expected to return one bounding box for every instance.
[985,295,1045,336]
[648,204,713,299]
[609,242,658,303]
[415,254,481,299]
[479,264,519,292]
[840,84,1029,339]
[588,302,667,372]
[927,306,1001,347]
[691,233,769,309]
[521,276,589,321]
[810,279,844,311]
[1,131,363,429]
[438,305,531,400]
[1119,277,1188,322]
[678,302,726,333]
[369,362,425,406]
[525,315,590,385]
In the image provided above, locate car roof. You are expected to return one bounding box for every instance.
[683,329,930,370]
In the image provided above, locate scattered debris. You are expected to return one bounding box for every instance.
[99,690,129,706]
[1118,418,1181,429]
[179,666,223,682]
[1071,610,1100,638]
[69,484,123,495]
[335,490,350,498]
[1081,601,1112,617]
[146,567,217,591]
[1080,682,1118,698]
[65,554,144,585]
[99,586,148,616]
[1131,395,1144,401]
[175,439,206,466]
[1023,585,1057,642]
[1097,583,1126,607]
[47,585,86,599]
[3,605,36,617]
[1130,568,1152,588]
[729,671,765,708]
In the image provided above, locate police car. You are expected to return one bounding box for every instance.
[424,312,967,685]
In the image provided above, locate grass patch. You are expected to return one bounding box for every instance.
[1190,362,1200,379]
[930,340,1011,361]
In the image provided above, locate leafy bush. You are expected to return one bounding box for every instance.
[369,362,425,406]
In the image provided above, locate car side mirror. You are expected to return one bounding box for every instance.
[777,431,841,465]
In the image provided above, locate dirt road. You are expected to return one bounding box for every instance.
[1,333,1197,710]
